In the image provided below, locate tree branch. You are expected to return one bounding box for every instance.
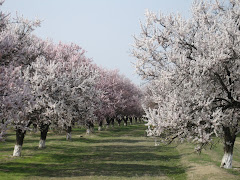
[214,72,233,101]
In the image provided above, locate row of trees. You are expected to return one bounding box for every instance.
[132,0,240,169]
[0,1,143,156]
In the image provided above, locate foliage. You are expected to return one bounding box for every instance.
[1,125,240,179]
[0,1,41,140]
[95,68,143,123]
[0,0,143,142]
[132,0,240,168]
[24,42,100,130]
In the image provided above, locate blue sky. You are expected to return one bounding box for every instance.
[2,0,193,85]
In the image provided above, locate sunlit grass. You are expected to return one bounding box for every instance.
[0,123,239,180]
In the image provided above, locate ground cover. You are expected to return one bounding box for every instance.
[0,124,239,180]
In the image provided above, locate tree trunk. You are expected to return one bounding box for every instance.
[123,116,128,126]
[66,126,72,141]
[90,125,94,133]
[86,126,94,134]
[13,128,26,157]
[117,118,121,126]
[135,117,138,123]
[33,123,38,133]
[98,121,103,131]
[220,127,236,169]
[129,117,133,125]
[86,121,94,134]
[106,117,111,129]
[86,128,90,134]
[39,124,49,148]
[111,118,114,127]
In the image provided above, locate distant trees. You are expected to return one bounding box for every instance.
[95,68,144,129]
[95,69,124,130]
[132,0,240,169]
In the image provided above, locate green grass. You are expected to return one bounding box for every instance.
[0,124,240,180]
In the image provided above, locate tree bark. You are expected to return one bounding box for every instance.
[134,117,138,123]
[98,121,103,131]
[90,124,94,133]
[33,123,38,133]
[86,121,94,134]
[66,126,72,141]
[123,116,128,126]
[106,117,111,129]
[39,124,49,148]
[220,127,236,169]
[13,128,26,157]
[111,118,114,127]
[129,117,133,125]
[117,117,121,126]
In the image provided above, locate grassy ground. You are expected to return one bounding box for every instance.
[0,123,239,180]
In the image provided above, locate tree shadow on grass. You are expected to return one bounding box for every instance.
[0,143,187,178]
[0,125,188,178]
[76,137,147,144]
[0,161,186,178]
[94,126,147,138]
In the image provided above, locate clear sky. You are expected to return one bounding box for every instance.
[2,0,193,85]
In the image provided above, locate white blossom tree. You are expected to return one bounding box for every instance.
[132,0,240,169]
[0,65,34,144]
[0,1,44,155]
[24,41,100,145]
[52,43,100,138]
[0,0,102,153]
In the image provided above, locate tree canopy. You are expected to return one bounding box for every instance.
[132,0,240,169]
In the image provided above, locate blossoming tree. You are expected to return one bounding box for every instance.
[95,67,143,129]
[132,0,240,169]
[24,42,100,145]
[0,2,44,155]
[95,69,124,130]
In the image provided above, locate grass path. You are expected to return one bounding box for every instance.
[0,124,239,179]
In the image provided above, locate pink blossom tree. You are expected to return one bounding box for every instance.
[95,69,124,130]
[94,67,143,129]
[114,74,143,126]
[132,0,240,169]
[121,78,144,123]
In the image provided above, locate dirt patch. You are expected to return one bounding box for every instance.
[187,163,237,180]
[176,144,239,180]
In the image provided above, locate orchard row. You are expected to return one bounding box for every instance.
[0,2,144,156]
